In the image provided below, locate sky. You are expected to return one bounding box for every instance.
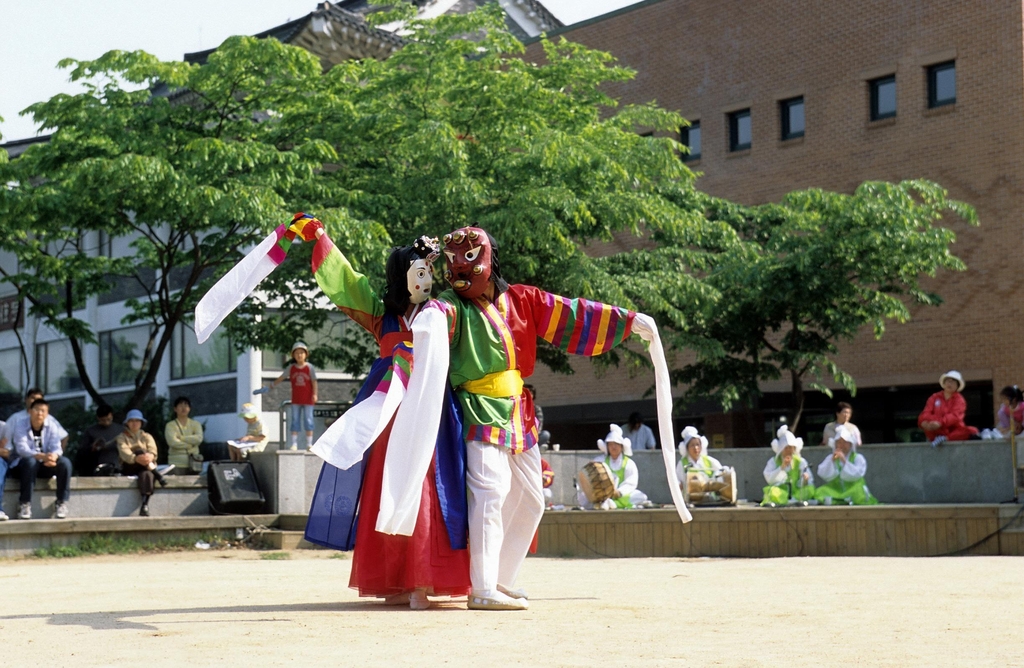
[0,0,320,141]
[0,0,641,142]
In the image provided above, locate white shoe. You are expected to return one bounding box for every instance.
[289,444,298,451]
[497,584,529,600]
[18,503,31,520]
[409,590,432,610]
[467,590,529,611]
[54,502,69,519]
[0,510,8,521]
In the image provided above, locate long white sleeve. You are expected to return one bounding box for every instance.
[675,461,686,481]
[764,457,788,485]
[840,453,867,481]
[817,455,839,482]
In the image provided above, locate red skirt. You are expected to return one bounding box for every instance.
[348,423,471,598]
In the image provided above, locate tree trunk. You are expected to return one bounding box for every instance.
[64,280,105,407]
[790,368,805,431]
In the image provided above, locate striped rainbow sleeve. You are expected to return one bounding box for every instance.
[535,290,635,357]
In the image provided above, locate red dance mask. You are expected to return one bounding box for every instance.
[443,227,492,300]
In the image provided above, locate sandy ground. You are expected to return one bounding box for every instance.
[1,550,1022,667]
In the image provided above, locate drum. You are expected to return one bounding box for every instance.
[578,461,616,504]
[684,467,737,505]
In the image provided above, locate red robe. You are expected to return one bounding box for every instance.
[918,391,978,441]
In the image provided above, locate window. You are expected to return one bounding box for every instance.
[35,340,82,394]
[99,325,152,388]
[171,323,236,380]
[0,249,17,298]
[870,75,896,120]
[0,347,23,394]
[928,61,956,108]
[780,97,805,140]
[728,109,751,152]
[261,312,350,372]
[681,121,701,161]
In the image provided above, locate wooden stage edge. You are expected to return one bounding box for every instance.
[535,504,1024,559]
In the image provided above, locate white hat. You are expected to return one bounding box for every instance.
[770,425,803,455]
[678,426,708,459]
[827,424,858,451]
[939,370,965,392]
[597,424,632,457]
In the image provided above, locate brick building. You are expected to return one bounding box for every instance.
[524,0,1019,447]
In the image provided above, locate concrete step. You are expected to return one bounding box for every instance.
[2,475,213,519]
[0,513,281,557]
[260,529,323,550]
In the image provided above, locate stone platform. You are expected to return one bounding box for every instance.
[535,504,1024,558]
[2,475,210,520]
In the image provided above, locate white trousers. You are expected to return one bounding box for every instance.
[466,440,544,594]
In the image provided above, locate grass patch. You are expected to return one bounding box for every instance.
[32,532,227,559]
[329,552,350,560]
[260,551,291,560]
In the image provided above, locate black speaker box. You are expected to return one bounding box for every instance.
[207,461,265,514]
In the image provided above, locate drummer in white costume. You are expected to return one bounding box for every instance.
[577,424,649,509]
[675,426,724,480]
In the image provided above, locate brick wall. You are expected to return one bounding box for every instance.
[523,0,1024,425]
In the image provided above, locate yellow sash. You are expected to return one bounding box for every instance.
[460,369,524,398]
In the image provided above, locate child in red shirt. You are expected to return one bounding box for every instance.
[272,342,318,449]
[918,370,979,446]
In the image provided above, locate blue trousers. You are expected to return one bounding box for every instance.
[16,457,72,503]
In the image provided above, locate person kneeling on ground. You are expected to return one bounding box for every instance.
[12,399,71,520]
[117,409,170,517]
[577,424,650,509]
[814,424,879,505]
[918,370,979,447]
[676,426,732,505]
[762,425,815,507]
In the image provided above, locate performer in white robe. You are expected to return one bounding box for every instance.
[577,425,649,509]
[675,426,724,481]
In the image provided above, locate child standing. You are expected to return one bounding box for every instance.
[271,341,318,450]
[761,425,815,506]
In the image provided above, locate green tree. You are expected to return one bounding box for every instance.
[229,6,733,375]
[666,180,977,431]
[0,37,339,409]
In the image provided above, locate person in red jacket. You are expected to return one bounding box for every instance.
[918,371,979,446]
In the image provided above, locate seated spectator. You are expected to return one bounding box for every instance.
[815,424,879,505]
[541,457,554,506]
[166,396,203,471]
[761,425,815,507]
[820,402,862,446]
[74,404,123,476]
[622,411,656,451]
[12,399,71,520]
[229,403,268,461]
[3,388,43,445]
[117,409,169,517]
[0,418,9,521]
[918,371,979,446]
[577,424,649,509]
[993,385,1024,439]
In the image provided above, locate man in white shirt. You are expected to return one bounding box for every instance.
[622,411,656,450]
